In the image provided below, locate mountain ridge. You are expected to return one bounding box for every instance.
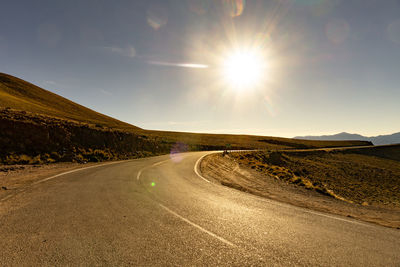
[295,132,400,145]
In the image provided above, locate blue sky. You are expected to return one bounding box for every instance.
[1,0,399,137]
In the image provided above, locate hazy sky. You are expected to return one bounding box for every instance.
[1,0,400,137]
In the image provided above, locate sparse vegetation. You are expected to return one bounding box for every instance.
[0,73,138,131]
[201,146,400,228]
[228,146,400,206]
[0,72,372,164]
[0,108,169,164]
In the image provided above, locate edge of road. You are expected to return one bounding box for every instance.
[193,151,399,230]
[0,160,132,202]
[0,155,170,203]
[2,150,397,231]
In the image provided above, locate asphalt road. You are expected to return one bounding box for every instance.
[0,152,399,266]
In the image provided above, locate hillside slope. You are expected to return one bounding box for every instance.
[0,73,140,131]
[201,146,400,228]
[0,73,373,164]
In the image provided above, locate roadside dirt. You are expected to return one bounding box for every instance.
[200,153,400,229]
[0,162,99,201]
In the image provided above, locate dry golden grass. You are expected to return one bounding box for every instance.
[0,108,167,164]
[0,73,138,131]
[201,151,400,228]
[0,72,372,164]
[144,130,372,151]
[230,145,400,207]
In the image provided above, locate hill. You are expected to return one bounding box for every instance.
[0,73,140,131]
[295,132,400,145]
[232,144,400,206]
[371,132,400,145]
[201,145,400,228]
[0,73,372,164]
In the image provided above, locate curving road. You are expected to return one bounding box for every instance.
[0,152,399,266]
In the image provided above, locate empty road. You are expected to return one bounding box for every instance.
[0,151,399,266]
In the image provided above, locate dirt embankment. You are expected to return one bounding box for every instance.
[1,107,373,165]
[200,148,400,229]
[0,72,372,165]
[0,108,172,164]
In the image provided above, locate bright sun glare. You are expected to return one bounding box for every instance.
[223,50,266,90]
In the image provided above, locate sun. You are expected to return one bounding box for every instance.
[222,49,266,90]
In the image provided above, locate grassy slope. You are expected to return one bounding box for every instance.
[0,73,139,131]
[0,73,372,163]
[145,130,371,150]
[229,145,400,206]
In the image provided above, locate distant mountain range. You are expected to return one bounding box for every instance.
[294,132,400,145]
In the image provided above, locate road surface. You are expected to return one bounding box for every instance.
[0,152,399,266]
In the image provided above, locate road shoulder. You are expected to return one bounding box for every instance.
[200,153,400,229]
[0,162,103,201]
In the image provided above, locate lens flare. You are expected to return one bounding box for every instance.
[170,142,189,162]
[222,0,246,17]
[147,4,168,30]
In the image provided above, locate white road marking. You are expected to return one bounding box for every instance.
[159,203,236,247]
[3,151,377,230]
[136,159,170,180]
[136,169,143,180]
[246,192,374,228]
[1,160,131,202]
[135,156,236,246]
[152,160,169,167]
[194,152,377,228]
[193,154,212,183]
[304,209,373,227]
[193,151,253,183]
[32,160,128,185]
